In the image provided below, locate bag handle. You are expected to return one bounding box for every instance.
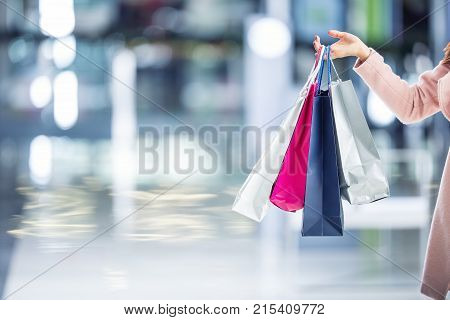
[329,54,342,82]
[327,46,332,86]
[313,45,323,68]
[296,45,326,102]
[315,46,332,94]
[315,47,326,91]
[306,45,325,86]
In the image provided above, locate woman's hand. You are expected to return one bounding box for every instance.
[313,30,371,61]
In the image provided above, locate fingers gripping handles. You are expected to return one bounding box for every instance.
[315,46,332,95]
[315,46,343,94]
[297,45,341,102]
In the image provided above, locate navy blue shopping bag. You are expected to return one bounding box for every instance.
[302,46,344,237]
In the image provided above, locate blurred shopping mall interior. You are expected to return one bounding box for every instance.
[0,0,449,299]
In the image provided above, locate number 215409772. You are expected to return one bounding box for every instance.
[252,303,325,315]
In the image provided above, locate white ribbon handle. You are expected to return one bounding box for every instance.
[296,45,326,103]
[306,45,326,87]
[329,56,342,82]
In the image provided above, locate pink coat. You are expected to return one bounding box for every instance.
[354,50,450,300]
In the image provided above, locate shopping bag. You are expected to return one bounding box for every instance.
[269,81,317,212]
[233,46,326,221]
[302,46,343,236]
[330,59,390,204]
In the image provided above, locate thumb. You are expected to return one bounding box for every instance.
[328,30,346,39]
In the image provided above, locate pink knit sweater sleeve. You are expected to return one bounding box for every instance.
[353,50,450,124]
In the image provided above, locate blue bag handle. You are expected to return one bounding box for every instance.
[327,46,331,86]
[315,46,332,95]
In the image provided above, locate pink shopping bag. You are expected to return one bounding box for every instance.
[269,81,317,212]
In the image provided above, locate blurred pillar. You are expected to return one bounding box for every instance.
[245,0,294,298]
[110,47,137,232]
[243,15,293,128]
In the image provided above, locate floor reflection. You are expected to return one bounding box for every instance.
[0,137,427,299]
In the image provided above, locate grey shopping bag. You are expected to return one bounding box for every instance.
[330,59,390,205]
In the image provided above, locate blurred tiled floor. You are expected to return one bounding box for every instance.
[0,138,427,299]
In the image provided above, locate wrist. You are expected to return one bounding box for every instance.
[357,44,370,61]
